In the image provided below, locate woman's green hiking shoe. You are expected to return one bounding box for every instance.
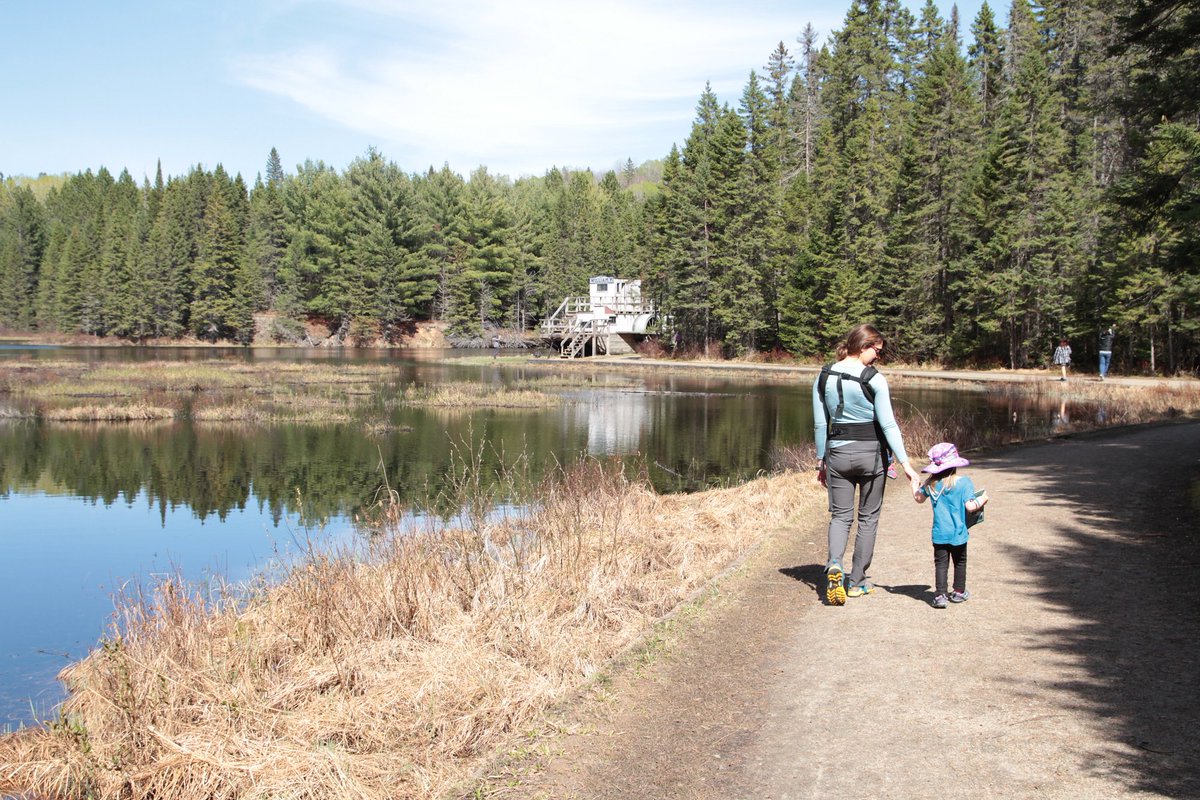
[847,581,874,598]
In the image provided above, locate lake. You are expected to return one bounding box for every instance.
[0,345,1088,728]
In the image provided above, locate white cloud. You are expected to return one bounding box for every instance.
[232,0,841,176]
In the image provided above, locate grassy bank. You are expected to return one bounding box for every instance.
[0,458,822,799]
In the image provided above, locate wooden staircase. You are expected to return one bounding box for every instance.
[559,319,610,359]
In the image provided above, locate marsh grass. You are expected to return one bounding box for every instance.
[1,360,399,424]
[400,382,559,408]
[0,452,821,800]
[42,404,176,422]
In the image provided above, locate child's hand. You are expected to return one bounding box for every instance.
[976,490,989,506]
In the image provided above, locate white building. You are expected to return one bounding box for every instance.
[541,277,661,357]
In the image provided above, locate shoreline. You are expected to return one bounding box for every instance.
[576,353,1200,389]
[5,331,1198,388]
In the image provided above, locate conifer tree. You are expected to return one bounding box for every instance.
[709,106,765,354]
[644,146,687,332]
[279,160,350,332]
[969,2,1005,129]
[96,169,142,336]
[450,168,519,335]
[190,173,244,341]
[890,10,982,359]
[965,0,1079,367]
[0,186,46,329]
[540,168,601,316]
[668,85,726,348]
[409,165,467,324]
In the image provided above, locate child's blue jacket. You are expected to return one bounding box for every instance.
[922,475,976,546]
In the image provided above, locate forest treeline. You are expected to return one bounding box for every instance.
[1,0,1197,372]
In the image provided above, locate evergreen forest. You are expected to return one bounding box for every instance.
[1,0,1197,373]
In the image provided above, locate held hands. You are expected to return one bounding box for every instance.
[902,461,921,495]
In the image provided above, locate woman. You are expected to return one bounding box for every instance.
[813,324,920,605]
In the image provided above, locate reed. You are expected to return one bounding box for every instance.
[0,455,821,800]
[400,382,559,408]
[41,404,176,422]
[2,360,397,424]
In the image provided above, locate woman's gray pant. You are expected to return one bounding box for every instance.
[825,441,888,587]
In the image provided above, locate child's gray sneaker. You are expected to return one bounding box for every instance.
[949,589,971,603]
[931,594,949,609]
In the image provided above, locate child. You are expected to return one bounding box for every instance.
[913,442,988,609]
[1052,338,1072,381]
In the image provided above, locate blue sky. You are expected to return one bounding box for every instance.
[2,0,988,183]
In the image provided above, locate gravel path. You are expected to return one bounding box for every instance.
[473,421,1200,799]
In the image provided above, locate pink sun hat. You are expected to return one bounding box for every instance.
[922,442,969,474]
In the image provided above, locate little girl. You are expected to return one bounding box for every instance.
[913,442,988,609]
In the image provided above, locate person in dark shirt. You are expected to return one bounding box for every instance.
[1098,326,1114,380]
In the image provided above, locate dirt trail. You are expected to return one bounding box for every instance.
[473,422,1200,799]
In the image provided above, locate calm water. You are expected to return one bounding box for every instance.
[0,346,1090,727]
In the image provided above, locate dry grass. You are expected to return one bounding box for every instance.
[399,382,559,409]
[0,360,394,424]
[41,404,177,422]
[0,456,820,800]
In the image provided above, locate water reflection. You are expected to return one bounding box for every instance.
[578,389,648,456]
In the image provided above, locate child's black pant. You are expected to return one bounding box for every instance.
[933,542,967,596]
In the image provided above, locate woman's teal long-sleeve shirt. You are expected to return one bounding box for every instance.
[812,362,908,463]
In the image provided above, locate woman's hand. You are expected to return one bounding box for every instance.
[816,460,827,487]
[902,460,920,492]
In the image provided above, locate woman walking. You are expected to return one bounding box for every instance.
[813,324,920,605]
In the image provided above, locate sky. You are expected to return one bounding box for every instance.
[2,0,988,184]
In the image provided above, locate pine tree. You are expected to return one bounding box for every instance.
[97,168,141,336]
[541,168,601,315]
[280,160,350,333]
[190,175,243,341]
[889,10,982,359]
[964,0,1079,367]
[789,25,825,180]
[969,2,1005,129]
[709,106,765,354]
[409,164,467,324]
[450,168,519,336]
[0,186,46,329]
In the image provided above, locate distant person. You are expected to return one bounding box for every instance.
[1098,325,1114,380]
[1052,338,1072,381]
[913,442,988,609]
[491,334,500,358]
[813,324,921,605]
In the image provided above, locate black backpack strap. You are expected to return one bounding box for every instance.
[859,365,877,403]
[820,363,891,460]
[858,365,891,459]
[818,365,832,427]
